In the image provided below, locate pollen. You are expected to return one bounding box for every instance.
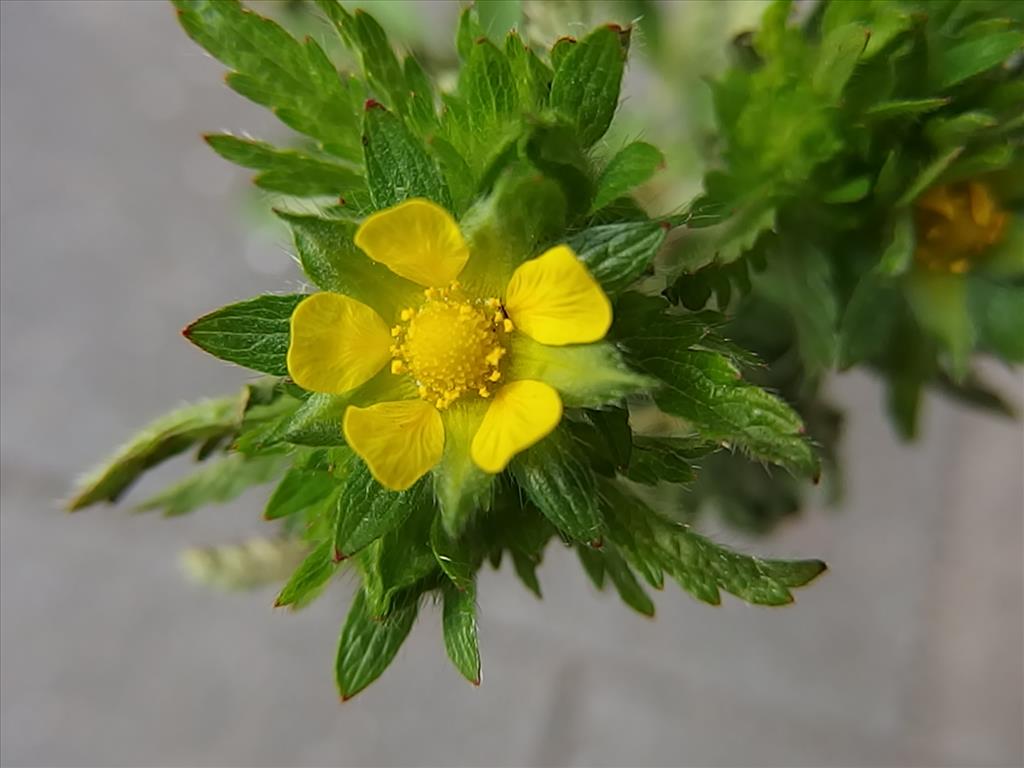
[391,283,510,409]
[914,181,1008,273]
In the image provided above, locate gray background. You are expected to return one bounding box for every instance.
[1,2,1022,766]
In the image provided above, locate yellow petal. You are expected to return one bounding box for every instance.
[503,245,612,345]
[354,198,469,287]
[470,380,562,474]
[287,293,391,394]
[343,400,445,491]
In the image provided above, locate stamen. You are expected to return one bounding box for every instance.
[389,281,511,409]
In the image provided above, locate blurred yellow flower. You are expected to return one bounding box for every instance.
[287,199,612,490]
[913,181,1008,274]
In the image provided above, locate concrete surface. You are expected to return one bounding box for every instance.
[1,2,1022,766]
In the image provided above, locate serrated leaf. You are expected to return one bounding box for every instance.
[335,461,427,557]
[505,31,553,111]
[456,6,485,60]
[278,212,417,314]
[275,539,340,609]
[812,23,869,101]
[326,6,408,114]
[550,25,627,147]
[576,544,606,589]
[591,142,664,213]
[183,294,304,376]
[173,0,361,162]
[568,220,667,296]
[603,547,656,616]
[614,294,818,477]
[336,588,417,700]
[363,103,452,210]
[357,497,438,617]
[264,466,339,520]
[511,428,604,543]
[205,134,363,197]
[430,515,476,591]
[932,28,1024,90]
[272,393,348,446]
[603,482,826,606]
[135,452,287,517]
[624,436,706,486]
[442,581,481,685]
[67,396,243,510]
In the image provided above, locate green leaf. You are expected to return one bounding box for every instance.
[456,6,485,60]
[205,134,363,197]
[839,274,903,366]
[505,31,553,111]
[335,461,427,557]
[906,269,974,379]
[924,112,998,148]
[603,482,826,606]
[357,498,438,617]
[67,396,243,510]
[183,294,304,376]
[264,466,339,520]
[752,237,838,378]
[363,103,452,210]
[173,0,362,162]
[326,6,407,114]
[511,428,604,543]
[591,142,664,213]
[135,453,287,517]
[624,436,705,486]
[614,294,819,477]
[895,148,964,208]
[812,23,869,101]
[550,25,628,147]
[576,544,606,589]
[336,588,417,700]
[568,221,667,296]
[274,539,340,609]
[931,29,1024,90]
[968,277,1024,362]
[272,393,347,446]
[430,515,476,591]
[865,98,950,120]
[508,335,653,408]
[278,212,417,314]
[603,547,656,616]
[442,581,481,685]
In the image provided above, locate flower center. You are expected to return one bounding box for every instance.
[914,181,1008,274]
[390,283,511,409]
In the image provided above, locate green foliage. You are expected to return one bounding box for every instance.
[183,294,305,376]
[603,482,826,606]
[68,396,245,510]
[442,581,481,685]
[550,26,629,148]
[70,0,841,701]
[205,134,363,197]
[336,589,418,700]
[615,294,819,477]
[136,453,288,517]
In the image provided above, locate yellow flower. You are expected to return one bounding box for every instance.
[286,199,613,492]
[913,181,1008,274]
